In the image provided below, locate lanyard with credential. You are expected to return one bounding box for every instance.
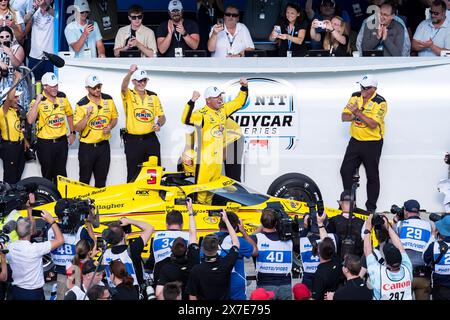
[287,26,295,50]
[226,31,236,49]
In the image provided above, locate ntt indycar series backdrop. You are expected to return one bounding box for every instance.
[15,57,450,212]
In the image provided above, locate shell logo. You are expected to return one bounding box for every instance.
[135,108,153,123]
[89,116,109,130]
[47,113,65,128]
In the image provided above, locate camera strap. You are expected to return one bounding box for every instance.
[434,241,449,266]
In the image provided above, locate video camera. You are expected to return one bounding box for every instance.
[0,182,37,217]
[266,201,299,242]
[54,198,98,233]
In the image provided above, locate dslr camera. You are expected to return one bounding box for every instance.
[390,204,405,221]
[429,212,449,222]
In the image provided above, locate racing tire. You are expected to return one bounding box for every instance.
[267,173,322,203]
[17,176,61,206]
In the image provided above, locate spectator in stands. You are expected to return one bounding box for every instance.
[0,0,24,42]
[114,5,157,58]
[155,198,199,300]
[249,287,275,300]
[397,0,431,36]
[360,1,406,56]
[10,0,32,22]
[88,0,118,42]
[251,208,293,300]
[311,237,342,300]
[310,15,350,55]
[0,26,24,68]
[64,259,106,300]
[423,215,450,300]
[412,0,450,56]
[395,199,434,300]
[197,0,224,53]
[157,0,200,57]
[356,0,411,56]
[269,3,307,57]
[214,211,257,300]
[327,190,365,260]
[87,284,111,300]
[64,0,105,58]
[338,0,368,47]
[109,260,139,300]
[25,0,53,81]
[306,0,351,49]
[364,213,413,300]
[163,281,183,300]
[187,210,240,300]
[207,4,254,57]
[292,283,312,300]
[243,0,290,53]
[325,253,373,300]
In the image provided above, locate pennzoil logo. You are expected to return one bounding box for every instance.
[89,116,109,130]
[14,120,21,132]
[135,108,153,123]
[210,124,224,138]
[203,216,219,224]
[47,114,65,128]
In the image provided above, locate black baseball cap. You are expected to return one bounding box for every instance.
[339,190,352,201]
[82,259,106,275]
[383,243,402,269]
[403,199,420,213]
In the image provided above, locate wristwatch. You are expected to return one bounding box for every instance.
[363,229,371,235]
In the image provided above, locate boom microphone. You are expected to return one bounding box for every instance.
[43,52,65,68]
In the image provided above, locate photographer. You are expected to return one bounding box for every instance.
[394,199,435,300]
[299,209,338,290]
[251,208,293,300]
[102,217,154,297]
[155,198,199,300]
[423,215,450,300]
[47,198,96,300]
[364,213,413,300]
[327,190,365,259]
[64,259,106,300]
[6,210,64,300]
[187,210,240,300]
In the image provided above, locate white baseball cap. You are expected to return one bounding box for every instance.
[41,72,58,86]
[204,86,224,99]
[131,69,149,81]
[85,74,102,87]
[74,0,90,12]
[357,74,378,88]
[1,87,23,102]
[168,0,183,12]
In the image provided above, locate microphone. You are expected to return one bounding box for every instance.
[43,52,65,68]
[2,220,17,234]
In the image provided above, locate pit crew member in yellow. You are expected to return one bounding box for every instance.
[340,74,387,213]
[74,74,118,188]
[121,64,166,182]
[27,72,75,184]
[181,78,249,204]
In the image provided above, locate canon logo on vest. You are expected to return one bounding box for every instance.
[383,280,411,291]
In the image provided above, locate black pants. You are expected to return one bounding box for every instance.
[10,286,45,300]
[340,138,383,212]
[124,132,160,182]
[36,137,68,184]
[432,285,450,300]
[224,136,244,182]
[0,141,25,184]
[78,141,110,188]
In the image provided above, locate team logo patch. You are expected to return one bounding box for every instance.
[89,116,109,130]
[47,113,65,128]
[210,124,224,138]
[14,120,21,132]
[134,108,153,123]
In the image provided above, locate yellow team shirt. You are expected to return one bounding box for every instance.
[342,91,387,141]
[121,89,165,135]
[28,91,73,139]
[0,106,24,141]
[74,94,118,143]
[181,89,248,166]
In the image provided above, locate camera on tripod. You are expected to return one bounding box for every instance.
[54,198,98,233]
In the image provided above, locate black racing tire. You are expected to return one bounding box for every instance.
[267,173,322,203]
[17,176,61,206]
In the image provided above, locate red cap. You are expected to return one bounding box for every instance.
[293,283,311,300]
[250,288,275,300]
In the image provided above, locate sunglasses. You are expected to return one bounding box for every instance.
[89,84,102,90]
[224,12,239,17]
[129,14,143,20]
[135,78,148,83]
[430,10,441,16]
[81,11,89,14]
[360,85,373,91]
[0,35,10,39]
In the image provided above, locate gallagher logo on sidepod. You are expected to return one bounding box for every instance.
[223,78,297,150]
